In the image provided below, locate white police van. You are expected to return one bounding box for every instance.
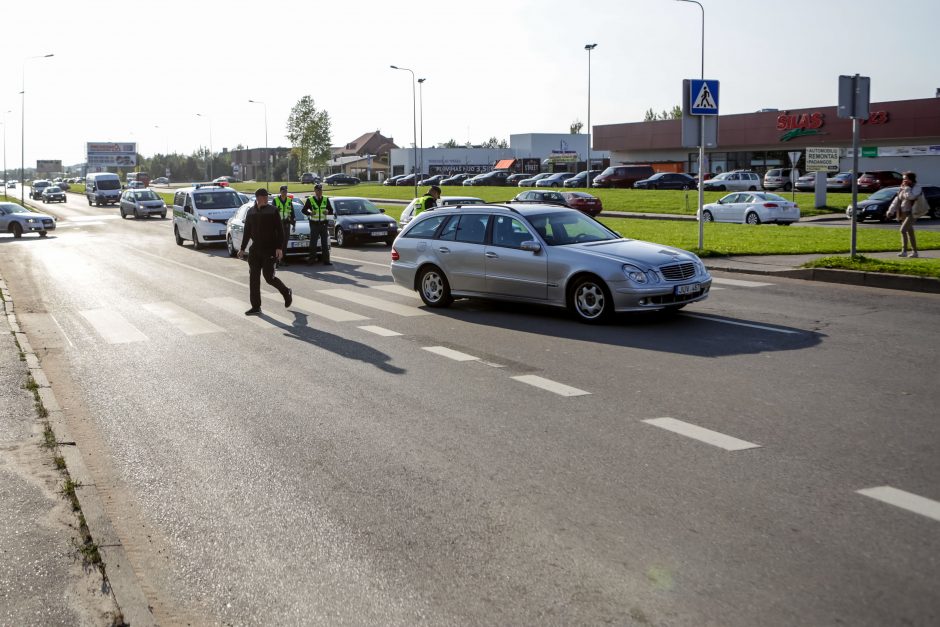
[172,183,244,249]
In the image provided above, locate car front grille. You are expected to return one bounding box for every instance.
[660,262,697,281]
[209,218,228,224]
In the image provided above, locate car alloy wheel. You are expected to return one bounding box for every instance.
[418,266,453,308]
[227,235,238,257]
[335,228,346,247]
[746,212,761,225]
[701,210,714,222]
[682,185,690,191]
[120,208,127,218]
[569,276,612,323]
[174,225,183,246]
[749,186,757,191]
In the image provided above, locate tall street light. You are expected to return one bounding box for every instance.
[21,53,54,205]
[2,110,10,201]
[248,99,269,189]
[418,78,426,181]
[390,65,418,198]
[196,113,213,180]
[676,0,706,249]
[584,44,597,188]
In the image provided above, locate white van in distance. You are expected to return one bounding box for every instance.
[85,172,123,206]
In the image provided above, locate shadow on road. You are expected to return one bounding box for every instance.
[261,310,406,375]
[430,299,823,358]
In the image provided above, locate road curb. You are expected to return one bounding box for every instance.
[705,262,940,294]
[0,275,156,627]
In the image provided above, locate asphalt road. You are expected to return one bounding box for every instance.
[1,188,938,625]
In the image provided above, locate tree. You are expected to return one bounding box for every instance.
[286,96,332,174]
[669,105,682,119]
[644,108,657,122]
[481,137,508,149]
[570,120,583,134]
[440,138,460,148]
[644,106,682,121]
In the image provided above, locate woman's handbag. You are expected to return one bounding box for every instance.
[912,193,930,218]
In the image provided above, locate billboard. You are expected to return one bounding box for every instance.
[805,147,840,172]
[86,142,137,168]
[36,159,62,174]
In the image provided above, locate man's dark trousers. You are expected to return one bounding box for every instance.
[248,248,290,309]
[309,220,330,262]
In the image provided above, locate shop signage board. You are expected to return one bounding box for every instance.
[805,147,840,172]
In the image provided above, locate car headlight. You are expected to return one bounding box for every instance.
[199,215,210,222]
[26,218,37,223]
[622,264,648,284]
[354,223,364,229]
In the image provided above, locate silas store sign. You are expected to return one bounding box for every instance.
[776,110,889,142]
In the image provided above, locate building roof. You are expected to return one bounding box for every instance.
[333,131,398,158]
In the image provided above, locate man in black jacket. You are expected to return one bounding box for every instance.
[237,188,292,315]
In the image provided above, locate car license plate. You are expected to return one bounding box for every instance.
[289,240,307,249]
[370,230,387,237]
[675,283,703,296]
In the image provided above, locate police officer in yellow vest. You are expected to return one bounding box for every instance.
[302,184,333,265]
[413,185,441,217]
[273,185,295,267]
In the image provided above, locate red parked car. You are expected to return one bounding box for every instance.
[560,191,603,217]
[857,170,903,192]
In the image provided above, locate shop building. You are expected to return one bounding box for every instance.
[593,97,940,182]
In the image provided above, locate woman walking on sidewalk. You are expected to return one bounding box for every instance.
[896,171,921,258]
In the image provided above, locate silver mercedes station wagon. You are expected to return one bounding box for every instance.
[390,204,712,323]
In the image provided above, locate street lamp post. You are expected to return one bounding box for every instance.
[390,65,418,198]
[585,44,597,188]
[418,78,426,181]
[248,99,269,189]
[2,110,11,201]
[196,113,213,180]
[676,0,705,249]
[21,53,54,205]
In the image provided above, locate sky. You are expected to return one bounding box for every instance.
[0,0,938,169]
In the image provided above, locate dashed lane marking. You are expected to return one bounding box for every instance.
[642,417,761,451]
[78,309,148,344]
[710,277,774,288]
[358,325,403,337]
[329,255,392,269]
[318,288,428,317]
[681,313,800,335]
[857,486,940,523]
[141,302,225,336]
[422,346,480,362]
[511,375,590,397]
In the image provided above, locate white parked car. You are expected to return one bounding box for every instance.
[699,192,800,225]
[703,170,762,192]
[226,199,333,259]
[399,196,485,228]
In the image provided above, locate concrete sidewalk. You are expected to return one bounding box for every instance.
[0,280,120,625]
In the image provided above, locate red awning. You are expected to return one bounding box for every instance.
[494,159,515,170]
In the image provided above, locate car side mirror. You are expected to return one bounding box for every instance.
[520,240,542,253]
[379,208,385,213]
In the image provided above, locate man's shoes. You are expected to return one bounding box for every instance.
[245,308,262,316]
[282,260,290,267]
[910,251,919,258]
[285,288,293,308]
[898,251,908,257]
[307,257,315,265]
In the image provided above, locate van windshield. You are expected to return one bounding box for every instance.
[193,191,242,210]
[97,179,120,190]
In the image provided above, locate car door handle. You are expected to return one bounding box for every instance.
[437,247,450,254]
[484,252,499,259]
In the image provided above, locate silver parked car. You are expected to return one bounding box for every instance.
[0,202,56,238]
[226,199,333,259]
[517,172,553,187]
[390,204,711,323]
[119,188,167,219]
[399,195,485,228]
[703,170,762,192]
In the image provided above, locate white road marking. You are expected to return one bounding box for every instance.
[57,221,106,227]
[358,325,402,337]
[857,486,940,523]
[710,277,774,288]
[681,313,800,335]
[141,302,224,336]
[49,314,74,347]
[330,254,392,269]
[63,215,121,222]
[319,288,428,317]
[480,361,506,368]
[423,346,479,362]
[643,417,761,451]
[204,296,293,328]
[511,375,590,397]
[372,284,418,298]
[272,293,368,322]
[79,309,148,344]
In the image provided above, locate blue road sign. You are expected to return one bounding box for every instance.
[690,79,720,116]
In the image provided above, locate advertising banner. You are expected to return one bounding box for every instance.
[86,142,137,167]
[36,160,62,174]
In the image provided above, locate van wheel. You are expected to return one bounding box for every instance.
[87,197,92,206]
[192,229,203,250]
[783,182,792,191]
[174,225,183,246]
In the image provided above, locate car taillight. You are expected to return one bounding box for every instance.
[391,248,400,261]
[764,203,779,208]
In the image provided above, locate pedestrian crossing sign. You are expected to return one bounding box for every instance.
[690,79,719,115]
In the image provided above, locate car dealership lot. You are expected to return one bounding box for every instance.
[2,189,938,626]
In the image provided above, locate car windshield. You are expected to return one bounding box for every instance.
[193,191,242,209]
[755,193,786,202]
[869,187,899,201]
[333,198,381,216]
[46,187,61,193]
[132,191,160,201]
[526,211,618,246]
